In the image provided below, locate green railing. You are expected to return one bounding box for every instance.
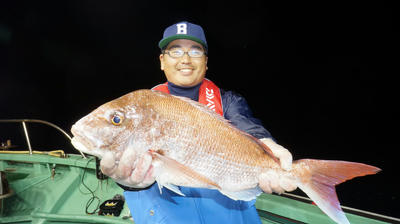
[1,153,398,224]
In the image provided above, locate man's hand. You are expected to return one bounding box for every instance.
[100,148,155,188]
[259,138,293,171]
[259,138,297,193]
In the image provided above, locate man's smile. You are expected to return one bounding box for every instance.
[178,68,194,75]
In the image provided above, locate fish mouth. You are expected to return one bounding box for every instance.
[71,136,105,158]
[71,123,90,153]
[71,123,97,153]
[71,136,90,154]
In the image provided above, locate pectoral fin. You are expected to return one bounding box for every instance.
[150,149,221,191]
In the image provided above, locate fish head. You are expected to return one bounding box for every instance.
[71,92,144,158]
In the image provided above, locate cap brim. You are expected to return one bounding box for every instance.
[159,35,207,50]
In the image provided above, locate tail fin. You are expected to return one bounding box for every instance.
[294,159,380,224]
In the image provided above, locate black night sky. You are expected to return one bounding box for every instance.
[1,0,398,218]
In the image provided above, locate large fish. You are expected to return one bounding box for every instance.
[71,89,380,224]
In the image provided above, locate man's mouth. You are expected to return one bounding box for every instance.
[178,68,194,75]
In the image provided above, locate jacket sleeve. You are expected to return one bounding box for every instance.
[222,90,273,139]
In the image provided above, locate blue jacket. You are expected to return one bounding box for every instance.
[123,83,272,224]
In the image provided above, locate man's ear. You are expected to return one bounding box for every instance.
[159,54,164,70]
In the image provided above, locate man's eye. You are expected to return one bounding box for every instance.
[189,50,202,56]
[170,50,183,56]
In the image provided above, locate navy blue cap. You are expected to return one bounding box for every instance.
[159,21,208,50]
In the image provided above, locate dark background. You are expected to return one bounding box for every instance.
[1,0,398,218]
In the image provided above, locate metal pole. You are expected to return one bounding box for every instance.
[0,119,86,158]
[21,121,33,155]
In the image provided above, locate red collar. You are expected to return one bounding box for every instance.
[152,79,223,116]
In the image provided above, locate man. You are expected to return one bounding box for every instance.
[101,21,295,224]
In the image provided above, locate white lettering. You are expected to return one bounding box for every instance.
[205,88,216,111]
[206,88,214,95]
[176,23,187,34]
[206,98,214,104]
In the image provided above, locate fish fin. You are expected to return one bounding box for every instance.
[157,182,185,196]
[220,187,263,201]
[157,181,163,194]
[150,149,221,190]
[294,159,380,224]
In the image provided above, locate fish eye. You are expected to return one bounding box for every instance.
[111,113,124,126]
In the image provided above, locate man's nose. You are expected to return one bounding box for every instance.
[180,52,192,63]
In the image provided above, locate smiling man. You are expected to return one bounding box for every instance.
[101,21,295,224]
[160,39,207,87]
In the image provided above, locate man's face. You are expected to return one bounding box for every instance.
[160,39,208,87]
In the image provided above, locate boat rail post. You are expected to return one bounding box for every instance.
[0,119,87,158]
[21,121,33,155]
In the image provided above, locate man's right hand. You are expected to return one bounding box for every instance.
[100,149,156,188]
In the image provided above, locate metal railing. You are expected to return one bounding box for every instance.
[0,119,86,158]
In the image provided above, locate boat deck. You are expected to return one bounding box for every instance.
[1,153,397,224]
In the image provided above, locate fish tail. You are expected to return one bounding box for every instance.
[294,159,380,224]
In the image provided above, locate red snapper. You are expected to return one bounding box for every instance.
[71,89,380,224]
